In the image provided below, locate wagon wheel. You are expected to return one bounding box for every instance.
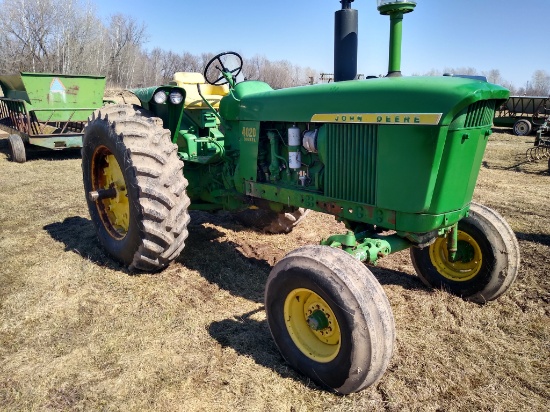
[265,245,395,394]
[410,203,520,303]
[234,208,310,234]
[82,104,191,272]
[8,134,26,163]
[513,119,532,136]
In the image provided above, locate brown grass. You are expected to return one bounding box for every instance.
[0,129,548,411]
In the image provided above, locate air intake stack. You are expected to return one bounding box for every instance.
[334,0,358,82]
[377,0,417,77]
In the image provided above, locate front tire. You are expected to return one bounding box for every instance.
[410,203,520,303]
[265,245,395,394]
[82,104,190,272]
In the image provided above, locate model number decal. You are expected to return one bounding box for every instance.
[242,127,257,142]
[310,113,442,125]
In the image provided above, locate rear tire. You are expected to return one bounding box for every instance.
[82,104,190,272]
[265,245,395,394]
[234,208,309,234]
[410,203,520,303]
[8,134,26,163]
[513,119,532,136]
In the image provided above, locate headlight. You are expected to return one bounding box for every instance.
[153,91,167,104]
[169,90,184,105]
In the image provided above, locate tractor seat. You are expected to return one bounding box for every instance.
[169,72,229,109]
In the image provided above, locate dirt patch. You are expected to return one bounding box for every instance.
[0,130,548,411]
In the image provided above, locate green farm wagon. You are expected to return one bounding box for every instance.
[0,72,108,162]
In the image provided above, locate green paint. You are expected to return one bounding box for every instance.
[0,72,107,151]
[307,310,330,331]
[0,72,106,122]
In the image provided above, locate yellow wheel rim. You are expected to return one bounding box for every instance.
[284,288,341,363]
[92,148,130,238]
[429,230,482,282]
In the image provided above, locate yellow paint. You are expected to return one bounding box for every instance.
[429,231,482,281]
[310,112,442,125]
[284,288,341,363]
[92,148,130,239]
[102,154,129,234]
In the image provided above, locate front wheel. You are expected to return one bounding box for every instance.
[410,203,520,303]
[265,245,395,394]
[82,104,191,272]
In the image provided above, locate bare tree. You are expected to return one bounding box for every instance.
[107,14,147,87]
[529,70,550,96]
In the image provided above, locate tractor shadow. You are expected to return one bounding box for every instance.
[43,211,427,303]
[43,216,129,272]
[181,210,427,303]
[176,211,273,304]
[207,308,323,390]
[515,232,550,247]
[481,158,549,176]
[45,213,427,386]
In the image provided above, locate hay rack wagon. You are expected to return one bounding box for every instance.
[0,72,108,162]
[493,95,550,136]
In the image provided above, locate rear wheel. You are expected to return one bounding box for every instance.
[513,119,532,136]
[82,104,190,271]
[234,208,309,234]
[8,134,26,163]
[410,203,520,303]
[265,245,395,394]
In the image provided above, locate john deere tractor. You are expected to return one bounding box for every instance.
[81,1,519,394]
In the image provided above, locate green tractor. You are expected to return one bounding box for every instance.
[81,1,519,394]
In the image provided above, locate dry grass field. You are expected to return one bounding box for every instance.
[0,128,548,411]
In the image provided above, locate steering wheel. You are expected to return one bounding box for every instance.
[203,51,243,86]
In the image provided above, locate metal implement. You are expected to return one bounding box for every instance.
[526,108,550,164]
[0,72,108,162]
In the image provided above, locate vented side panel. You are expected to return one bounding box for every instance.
[325,124,378,205]
[465,100,495,128]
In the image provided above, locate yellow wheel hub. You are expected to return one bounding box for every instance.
[284,288,341,363]
[429,230,482,281]
[92,148,130,238]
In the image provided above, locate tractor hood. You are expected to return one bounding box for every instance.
[220,77,509,126]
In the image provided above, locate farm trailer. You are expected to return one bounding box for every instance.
[493,95,550,136]
[0,72,108,162]
[81,0,520,394]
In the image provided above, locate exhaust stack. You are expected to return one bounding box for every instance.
[334,0,358,82]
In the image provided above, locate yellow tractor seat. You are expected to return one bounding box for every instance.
[169,72,229,109]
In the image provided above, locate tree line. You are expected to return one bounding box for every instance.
[0,0,318,89]
[0,0,548,95]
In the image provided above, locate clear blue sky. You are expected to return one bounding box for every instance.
[93,0,549,88]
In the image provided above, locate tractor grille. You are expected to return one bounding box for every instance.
[325,124,378,205]
[464,100,496,128]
